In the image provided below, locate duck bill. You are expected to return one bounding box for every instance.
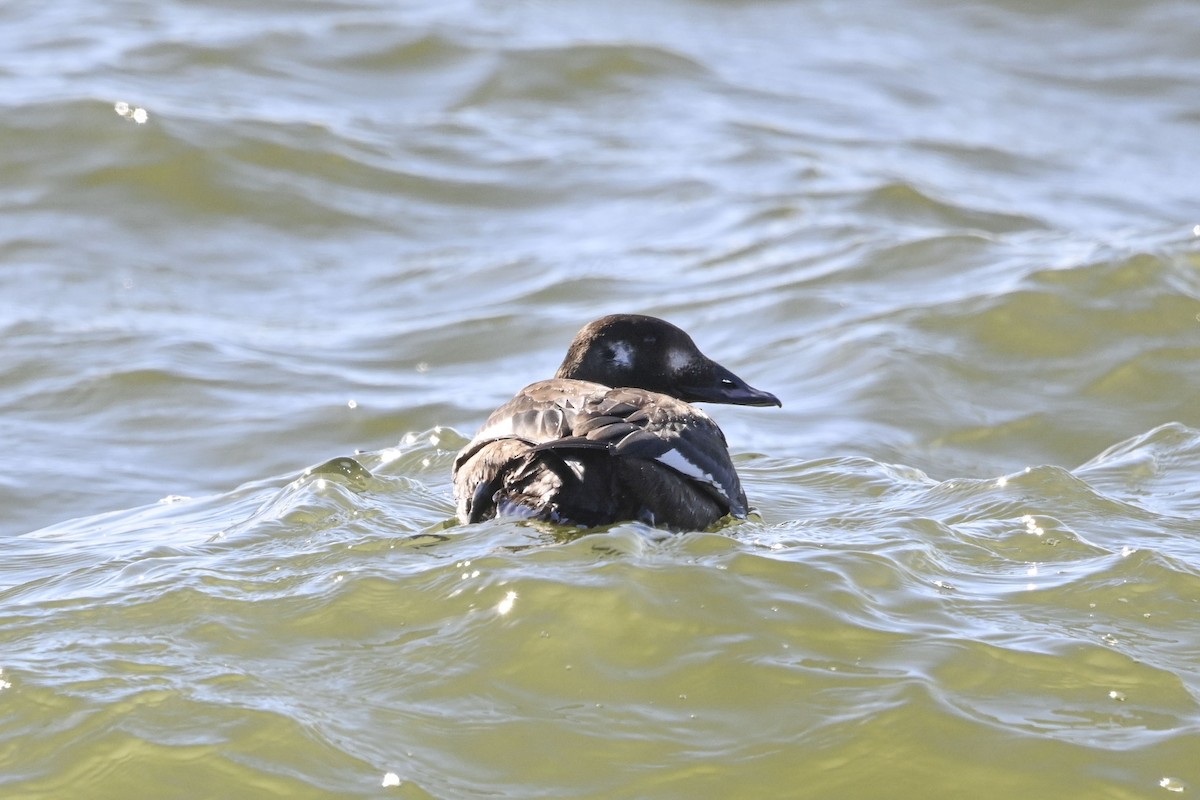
[680,363,782,407]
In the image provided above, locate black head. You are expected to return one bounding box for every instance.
[554,314,781,407]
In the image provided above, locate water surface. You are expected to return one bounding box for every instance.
[2,0,1199,797]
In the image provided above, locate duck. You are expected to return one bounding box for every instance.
[452,314,781,531]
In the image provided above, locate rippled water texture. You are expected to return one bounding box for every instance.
[2,0,1200,797]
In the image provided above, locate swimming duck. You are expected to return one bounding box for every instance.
[452,314,780,531]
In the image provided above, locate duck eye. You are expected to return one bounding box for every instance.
[602,346,616,360]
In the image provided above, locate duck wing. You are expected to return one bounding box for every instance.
[453,380,749,526]
[529,387,748,518]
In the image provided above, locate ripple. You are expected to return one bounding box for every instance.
[1077,423,1200,519]
[855,180,1046,234]
[453,43,711,109]
[5,0,1200,795]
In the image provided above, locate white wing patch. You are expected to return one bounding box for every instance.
[654,447,725,496]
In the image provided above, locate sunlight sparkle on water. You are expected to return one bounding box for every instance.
[497,590,518,615]
[382,772,400,787]
[996,467,1032,488]
[114,101,148,123]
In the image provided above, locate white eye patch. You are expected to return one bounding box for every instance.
[609,341,634,368]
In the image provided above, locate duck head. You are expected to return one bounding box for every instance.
[554,314,781,407]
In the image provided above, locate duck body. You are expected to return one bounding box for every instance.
[452,315,780,531]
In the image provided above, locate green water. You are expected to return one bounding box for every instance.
[2,0,1199,797]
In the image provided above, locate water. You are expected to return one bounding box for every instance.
[3,0,1200,796]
